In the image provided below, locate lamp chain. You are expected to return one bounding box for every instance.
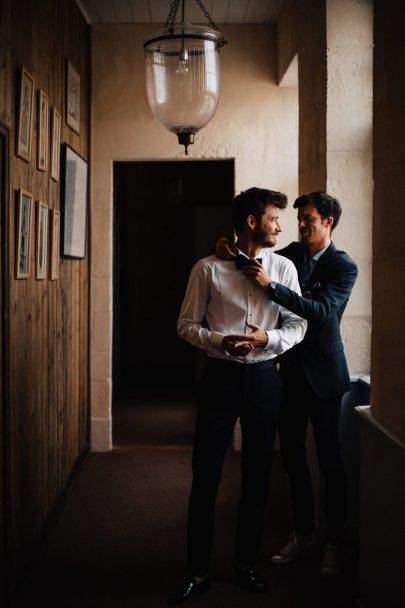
[164,0,181,32]
[195,0,227,46]
[164,0,227,46]
[195,0,218,31]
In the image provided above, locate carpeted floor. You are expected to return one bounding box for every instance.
[14,395,359,608]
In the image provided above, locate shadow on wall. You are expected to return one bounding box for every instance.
[340,376,371,534]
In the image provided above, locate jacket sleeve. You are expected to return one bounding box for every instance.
[268,256,358,324]
[265,259,307,354]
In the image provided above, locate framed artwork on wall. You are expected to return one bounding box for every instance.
[36,201,48,279]
[16,67,35,162]
[61,144,88,258]
[50,108,61,181]
[16,189,33,278]
[37,89,49,171]
[66,61,80,134]
[50,209,60,280]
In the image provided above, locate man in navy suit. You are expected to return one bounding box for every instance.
[216,191,358,577]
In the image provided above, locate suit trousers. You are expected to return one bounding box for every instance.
[187,357,283,577]
[278,365,346,542]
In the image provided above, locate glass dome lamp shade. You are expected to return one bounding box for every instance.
[144,16,225,155]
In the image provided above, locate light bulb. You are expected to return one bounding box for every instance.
[176,46,189,76]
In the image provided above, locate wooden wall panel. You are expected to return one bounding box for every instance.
[0,124,11,608]
[0,0,90,595]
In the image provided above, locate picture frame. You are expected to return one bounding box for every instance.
[66,61,80,134]
[16,189,33,278]
[61,143,88,258]
[36,201,48,279]
[16,66,35,162]
[50,209,60,280]
[37,89,49,171]
[50,108,61,182]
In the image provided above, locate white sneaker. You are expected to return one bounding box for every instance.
[320,542,342,577]
[270,532,313,565]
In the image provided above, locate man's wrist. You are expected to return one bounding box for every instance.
[265,281,277,294]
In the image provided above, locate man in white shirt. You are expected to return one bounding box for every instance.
[168,188,307,605]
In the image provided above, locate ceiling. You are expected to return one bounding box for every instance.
[75,0,286,25]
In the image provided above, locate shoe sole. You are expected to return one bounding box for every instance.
[167,581,210,605]
[270,547,313,566]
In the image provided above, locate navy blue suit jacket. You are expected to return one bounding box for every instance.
[269,241,358,399]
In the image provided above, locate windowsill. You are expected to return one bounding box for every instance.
[350,373,370,385]
[355,405,405,451]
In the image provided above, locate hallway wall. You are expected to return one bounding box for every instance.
[355,1,405,605]
[372,0,405,444]
[277,0,373,375]
[90,23,300,450]
[0,0,90,597]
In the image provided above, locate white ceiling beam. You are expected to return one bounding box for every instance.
[77,0,285,24]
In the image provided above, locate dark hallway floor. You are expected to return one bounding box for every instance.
[14,393,359,608]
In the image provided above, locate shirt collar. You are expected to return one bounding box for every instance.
[236,247,264,260]
[311,241,331,262]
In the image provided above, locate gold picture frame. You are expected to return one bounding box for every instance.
[16,189,33,278]
[37,89,49,171]
[66,60,80,134]
[50,209,60,280]
[36,201,48,279]
[50,108,61,182]
[16,67,35,162]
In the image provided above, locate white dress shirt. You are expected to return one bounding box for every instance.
[177,249,307,364]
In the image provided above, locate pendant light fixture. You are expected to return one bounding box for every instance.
[143,0,227,155]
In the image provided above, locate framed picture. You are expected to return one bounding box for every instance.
[61,143,88,258]
[36,201,48,279]
[50,108,61,181]
[37,89,49,171]
[16,189,33,278]
[50,209,60,280]
[66,61,80,134]
[16,66,35,162]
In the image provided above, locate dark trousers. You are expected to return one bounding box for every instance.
[279,366,346,542]
[187,357,283,577]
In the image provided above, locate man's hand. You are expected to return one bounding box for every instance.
[222,335,254,356]
[243,322,269,347]
[242,259,272,290]
[222,322,268,355]
[215,237,238,261]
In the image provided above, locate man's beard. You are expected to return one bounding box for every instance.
[253,226,277,248]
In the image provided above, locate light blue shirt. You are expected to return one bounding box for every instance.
[311,241,331,265]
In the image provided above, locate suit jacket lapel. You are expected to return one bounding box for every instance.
[308,241,336,284]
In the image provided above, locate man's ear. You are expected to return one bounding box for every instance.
[246,214,257,231]
[325,216,334,230]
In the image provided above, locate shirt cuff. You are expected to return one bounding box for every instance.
[264,330,278,353]
[210,331,225,351]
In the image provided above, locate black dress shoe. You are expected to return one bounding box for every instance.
[167,576,210,605]
[235,568,268,593]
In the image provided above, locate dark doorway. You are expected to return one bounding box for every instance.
[112,160,234,444]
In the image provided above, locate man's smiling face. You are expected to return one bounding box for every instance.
[297,204,333,251]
